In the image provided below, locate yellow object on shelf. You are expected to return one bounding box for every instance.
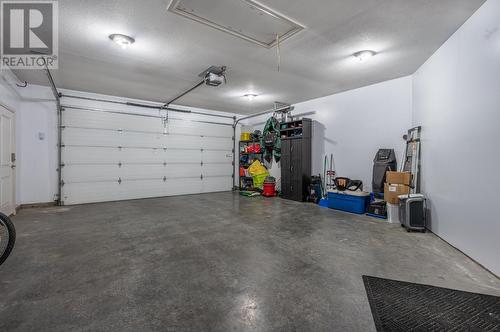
[240,132,251,141]
[253,173,268,189]
[248,160,267,176]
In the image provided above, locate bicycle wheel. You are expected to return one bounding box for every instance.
[0,212,16,265]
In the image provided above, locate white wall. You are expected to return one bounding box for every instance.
[244,76,413,192]
[412,0,500,276]
[18,98,58,204]
[0,75,59,205]
[0,69,23,205]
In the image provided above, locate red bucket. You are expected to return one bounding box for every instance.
[262,182,276,197]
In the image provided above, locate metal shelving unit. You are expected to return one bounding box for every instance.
[238,139,264,190]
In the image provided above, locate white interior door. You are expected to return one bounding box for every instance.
[0,105,15,216]
[61,106,234,205]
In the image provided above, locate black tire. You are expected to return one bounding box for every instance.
[0,212,16,266]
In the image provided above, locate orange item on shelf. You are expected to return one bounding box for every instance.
[247,144,261,153]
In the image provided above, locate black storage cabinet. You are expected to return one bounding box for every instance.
[280,118,312,202]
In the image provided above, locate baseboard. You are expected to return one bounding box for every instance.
[429,230,499,280]
[18,202,57,210]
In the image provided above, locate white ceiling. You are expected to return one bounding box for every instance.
[14,0,485,114]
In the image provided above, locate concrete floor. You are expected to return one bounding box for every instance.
[0,192,499,331]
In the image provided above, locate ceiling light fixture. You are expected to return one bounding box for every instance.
[353,50,377,62]
[244,94,258,101]
[109,34,135,49]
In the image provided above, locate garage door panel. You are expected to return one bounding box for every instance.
[202,177,232,193]
[121,165,169,179]
[123,165,169,179]
[63,146,204,163]
[121,179,202,198]
[203,150,233,163]
[63,123,229,150]
[64,146,120,164]
[64,109,160,131]
[167,119,232,137]
[70,165,172,183]
[161,135,202,149]
[122,132,171,147]
[64,165,174,183]
[202,137,233,150]
[165,150,201,163]
[63,178,205,205]
[198,124,232,137]
[203,164,232,177]
[63,127,123,146]
[119,149,167,163]
[122,132,203,148]
[164,178,203,196]
[63,182,123,205]
[64,165,120,183]
[63,129,207,149]
[64,163,205,183]
[64,147,168,164]
[63,116,225,148]
[166,164,201,178]
[64,109,233,137]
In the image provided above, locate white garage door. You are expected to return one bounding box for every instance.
[60,106,234,205]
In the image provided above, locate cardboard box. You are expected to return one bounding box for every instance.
[386,171,412,186]
[384,183,410,204]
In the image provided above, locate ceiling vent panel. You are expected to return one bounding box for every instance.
[167,0,305,48]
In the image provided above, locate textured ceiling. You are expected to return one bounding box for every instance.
[14,0,485,114]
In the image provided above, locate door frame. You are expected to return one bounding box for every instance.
[0,102,16,216]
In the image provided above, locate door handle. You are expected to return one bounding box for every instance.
[11,164,16,169]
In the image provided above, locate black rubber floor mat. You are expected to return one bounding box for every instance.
[363,275,500,332]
